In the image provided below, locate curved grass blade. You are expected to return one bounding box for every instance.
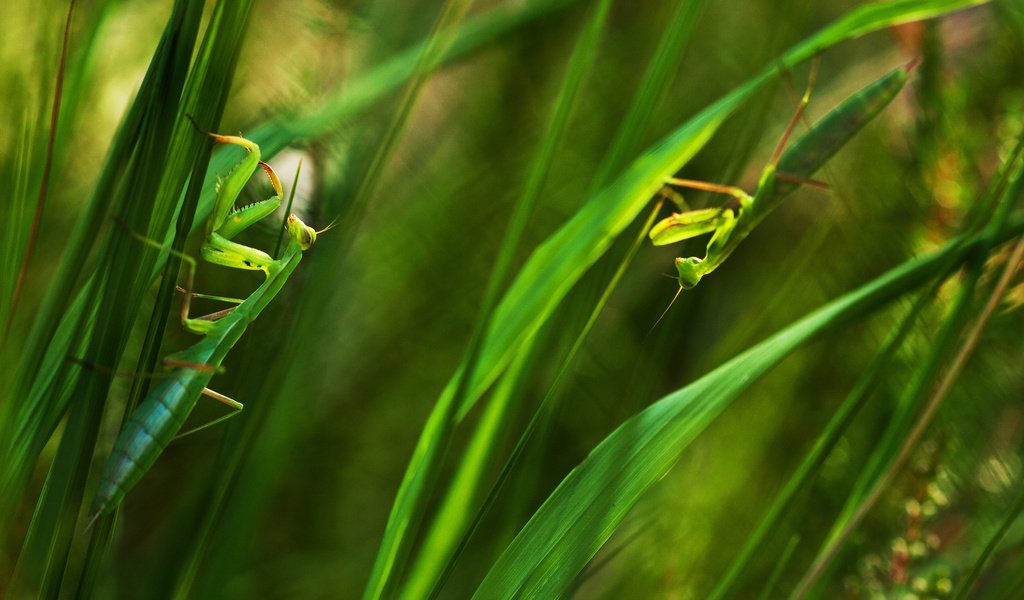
[707,285,937,600]
[76,2,258,594]
[7,1,209,595]
[362,2,988,599]
[455,0,988,421]
[791,148,1024,597]
[471,216,1024,599]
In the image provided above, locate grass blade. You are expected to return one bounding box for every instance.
[472,214,1024,599]
[389,2,618,595]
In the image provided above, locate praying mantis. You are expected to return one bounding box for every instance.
[650,59,916,308]
[89,127,329,521]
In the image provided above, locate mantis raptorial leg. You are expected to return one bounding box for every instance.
[88,124,332,523]
[648,58,916,308]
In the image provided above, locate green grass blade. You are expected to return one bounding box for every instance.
[200,0,590,171]
[454,0,987,422]
[358,2,988,598]
[471,216,1024,599]
[7,1,208,595]
[0,0,560,544]
[589,0,706,191]
[790,143,1024,597]
[708,286,937,600]
[389,2,617,595]
[76,2,256,593]
[283,0,587,143]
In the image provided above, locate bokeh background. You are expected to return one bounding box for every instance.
[2,0,1023,598]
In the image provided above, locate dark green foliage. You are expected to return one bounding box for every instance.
[2,1,1022,599]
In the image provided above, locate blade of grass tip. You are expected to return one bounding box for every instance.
[708,283,940,600]
[789,138,1024,599]
[274,159,302,257]
[1,0,75,350]
[471,211,1024,599]
[589,0,706,192]
[391,0,615,596]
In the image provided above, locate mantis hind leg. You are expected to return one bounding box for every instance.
[171,388,243,440]
[769,56,819,167]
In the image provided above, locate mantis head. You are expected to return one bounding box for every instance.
[287,213,340,251]
[675,256,703,289]
[651,256,704,331]
[287,214,319,250]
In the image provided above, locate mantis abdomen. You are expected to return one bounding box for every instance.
[91,367,211,517]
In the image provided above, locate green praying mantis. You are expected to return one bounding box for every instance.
[89,126,330,522]
[649,58,916,312]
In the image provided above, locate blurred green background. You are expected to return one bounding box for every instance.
[2,0,1023,598]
